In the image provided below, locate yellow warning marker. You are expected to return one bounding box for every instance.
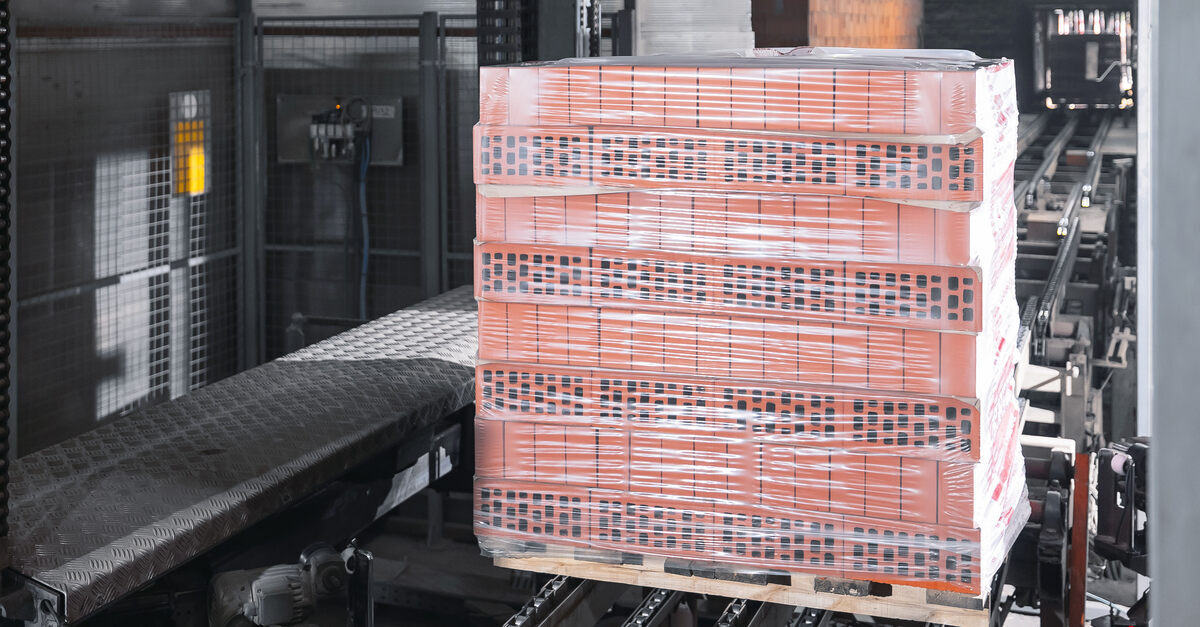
[174,120,206,196]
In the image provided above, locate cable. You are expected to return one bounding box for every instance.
[358,134,371,321]
[306,113,357,301]
[348,97,372,322]
[1086,591,1131,615]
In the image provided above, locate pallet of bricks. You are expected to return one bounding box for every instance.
[472,47,1029,623]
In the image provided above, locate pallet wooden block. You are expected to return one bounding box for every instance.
[493,552,990,627]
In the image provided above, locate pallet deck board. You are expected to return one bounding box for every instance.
[493,553,991,627]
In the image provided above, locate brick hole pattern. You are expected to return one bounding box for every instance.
[478,245,981,332]
[477,127,988,203]
[477,365,979,459]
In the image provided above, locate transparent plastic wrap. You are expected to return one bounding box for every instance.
[473,50,1027,596]
[477,186,1018,269]
[477,297,1018,400]
[474,210,1017,335]
[476,323,1020,461]
[477,49,1018,207]
[474,123,1016,206]
[474,410,1027,593]
[479,48,1018,138]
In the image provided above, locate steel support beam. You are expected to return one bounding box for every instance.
[236,0,262,369]
[536,0,579,60]
[1024,115,1080,210]
[1018,113,1051,156]
[1033,215,1082,364]
[0,0,13,539]
[1079,113,1114,210]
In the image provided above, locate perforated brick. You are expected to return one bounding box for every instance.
[476,364,983,461]
[475,126,991,203]
[477,244,984,332]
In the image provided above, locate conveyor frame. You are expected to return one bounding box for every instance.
[1,287,477,624]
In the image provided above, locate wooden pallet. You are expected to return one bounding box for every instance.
[493,551,991,627]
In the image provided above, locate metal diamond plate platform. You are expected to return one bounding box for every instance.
[6,287,478,623]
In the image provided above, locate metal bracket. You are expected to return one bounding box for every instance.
[1037,488,1068,627]
[345,541,375,627]
[0,573,66,627]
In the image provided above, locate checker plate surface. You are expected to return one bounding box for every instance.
[6,287,478,622]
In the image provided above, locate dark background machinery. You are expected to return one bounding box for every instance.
[1033,2,1135,109]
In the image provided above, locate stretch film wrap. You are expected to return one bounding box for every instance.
[474,48,1027,595]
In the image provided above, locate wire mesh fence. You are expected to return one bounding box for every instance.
[10,10,486,453]
[13,20,241,455]
[259,16,429,358]
[259,13,480,357]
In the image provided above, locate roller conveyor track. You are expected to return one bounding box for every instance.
[4,287,478,623]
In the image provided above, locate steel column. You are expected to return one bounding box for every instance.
[418,11,444,298]
[0,0,13,543]
[1148,1,1200,625]
[236,0,262,369]
[536,0,579,60]
[437,14,451,292]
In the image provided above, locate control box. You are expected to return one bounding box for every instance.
[276,94,404,165]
